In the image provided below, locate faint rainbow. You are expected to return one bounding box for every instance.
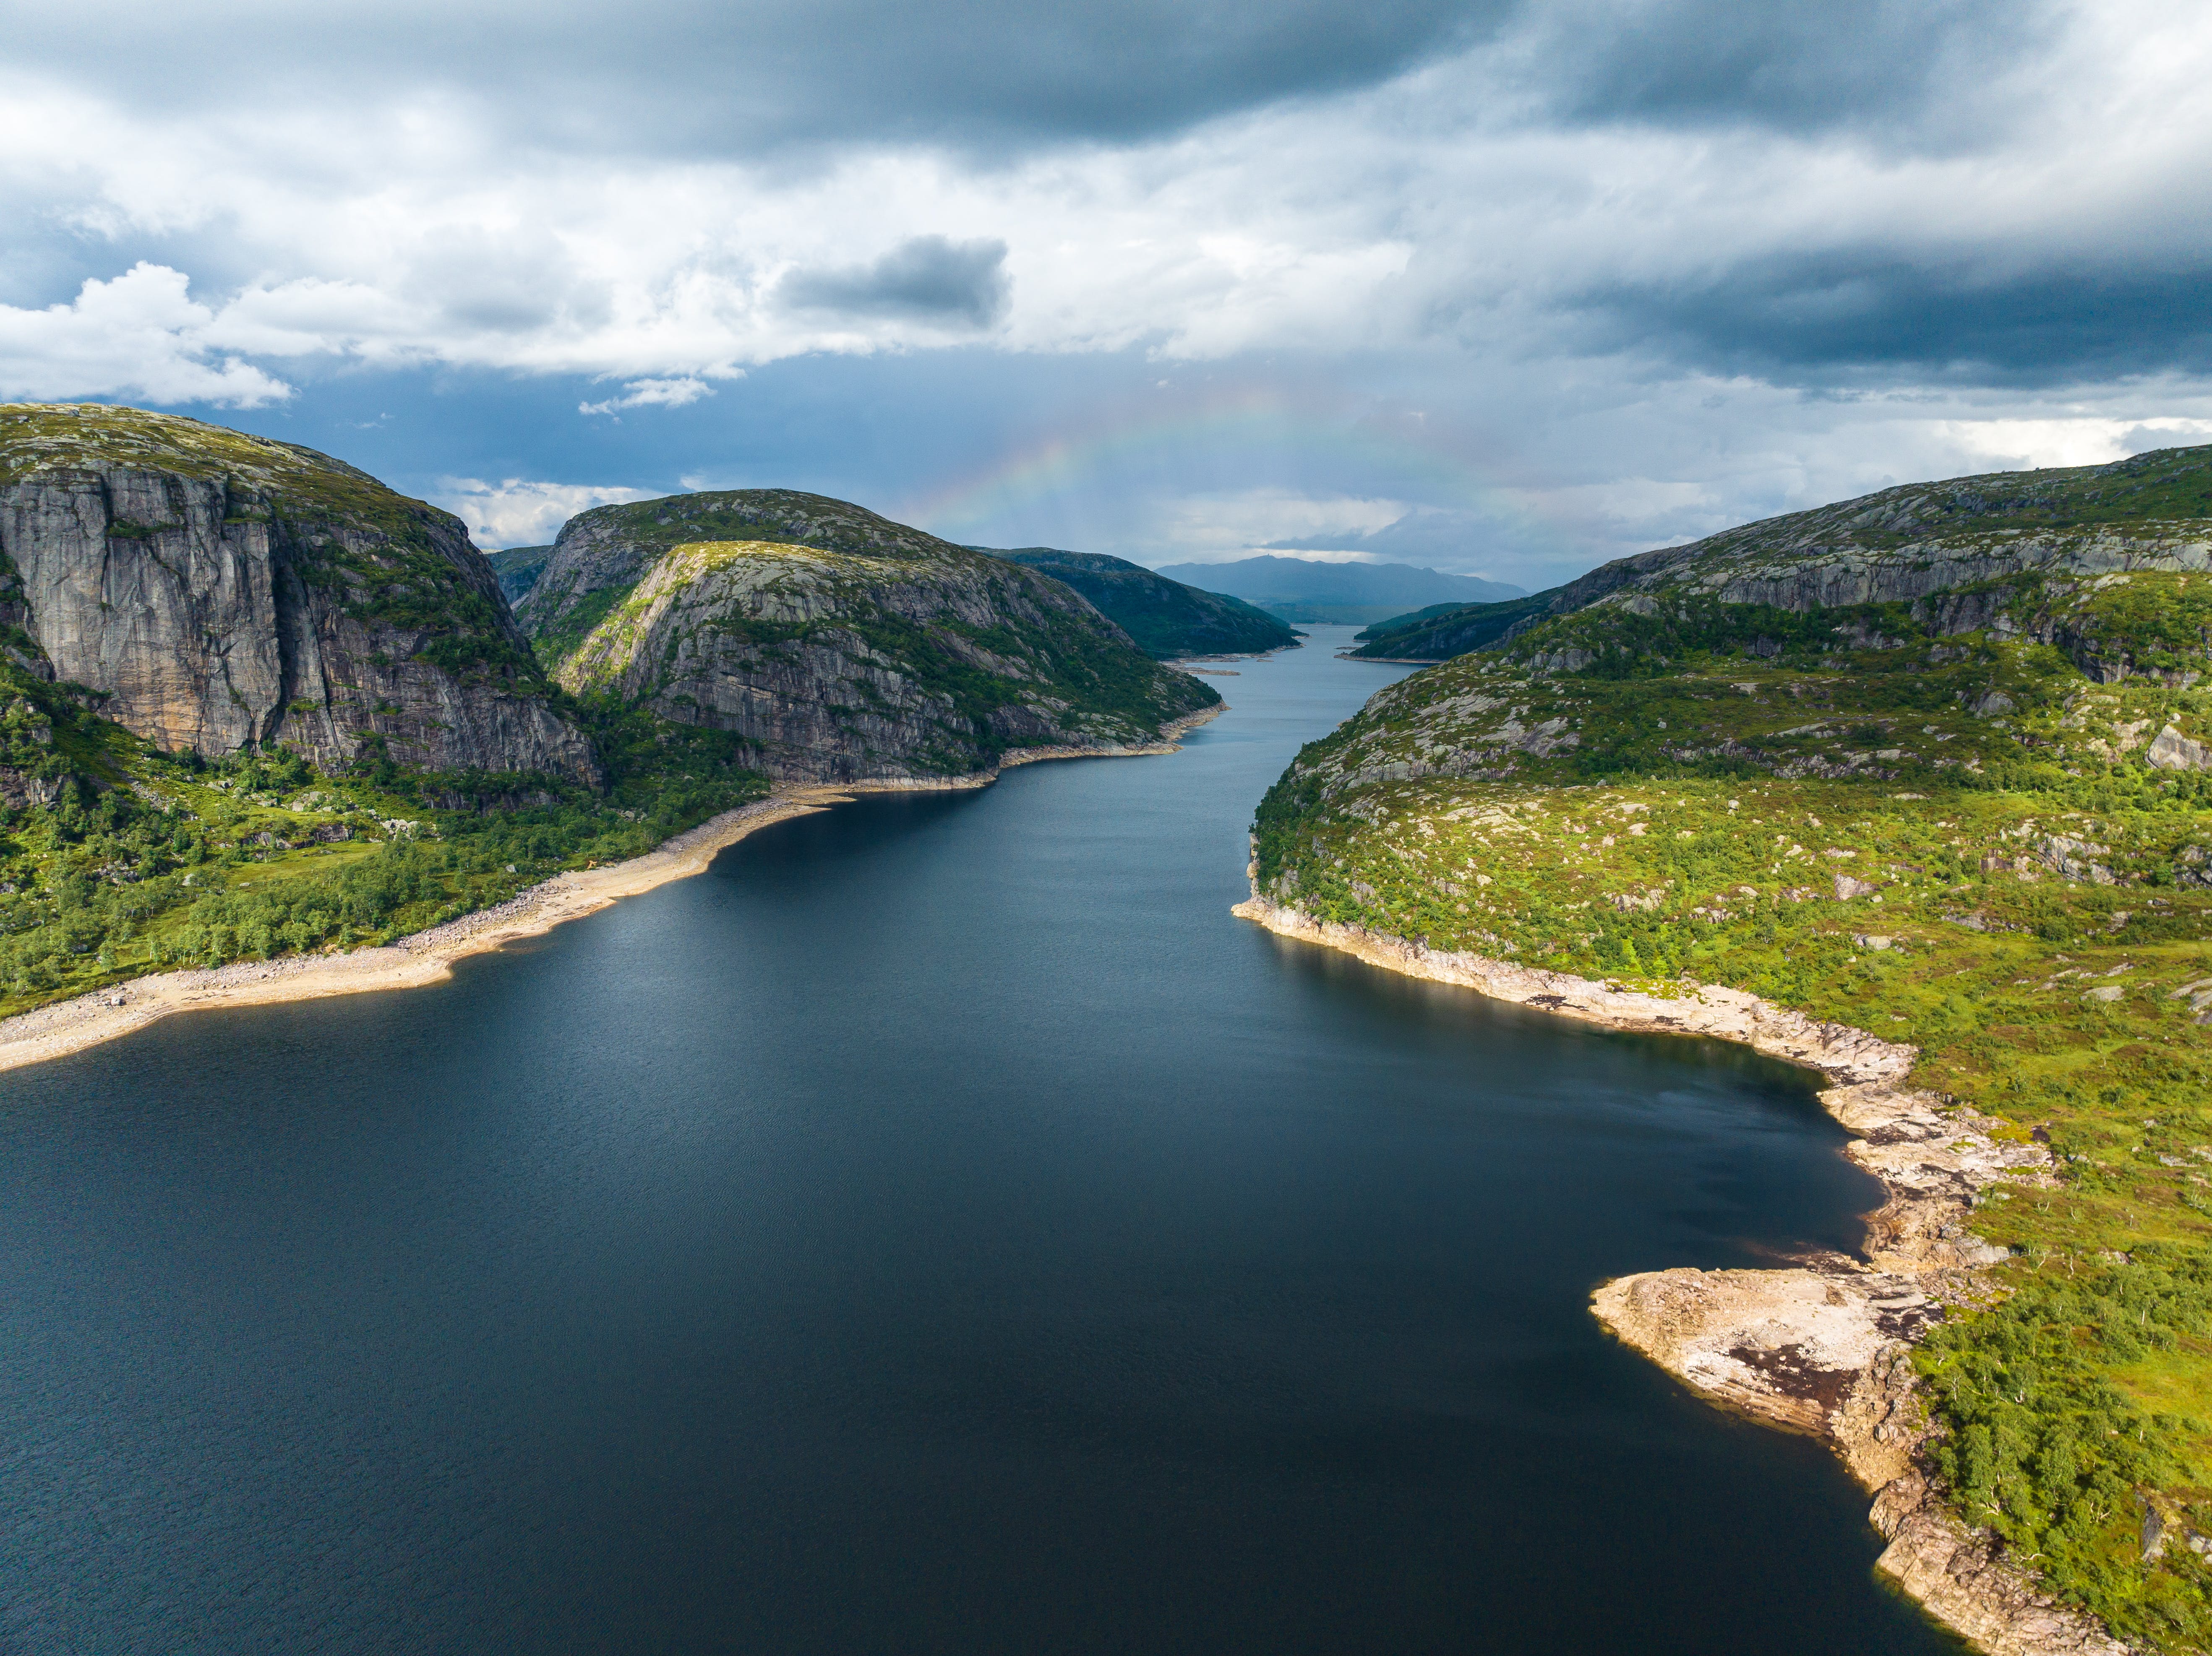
[901,388,1578,564]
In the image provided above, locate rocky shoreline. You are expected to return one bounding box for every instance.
[0,705,1229,1077]
[1231,893,2135,1656]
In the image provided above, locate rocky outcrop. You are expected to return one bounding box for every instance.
[0,404,598,784]
[535,491,1218,783]
[519,488,978,657]
[487,545,552,606]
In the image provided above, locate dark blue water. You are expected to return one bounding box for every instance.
[0,630,1952,1654]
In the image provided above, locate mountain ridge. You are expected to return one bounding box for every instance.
[970,546,1297,658]
[1152,555,1522,625]
[1352,446,2212,661]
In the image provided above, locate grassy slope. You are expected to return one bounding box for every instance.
[1254,505,2212,1646]
[1349,593,1558,659]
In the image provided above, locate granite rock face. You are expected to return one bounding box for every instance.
[532,491,1219,782]
[0,405,599,784]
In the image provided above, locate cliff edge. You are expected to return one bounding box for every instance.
[0,404,597,784]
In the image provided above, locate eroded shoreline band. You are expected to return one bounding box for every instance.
[0,709,1223,1078]
[1231,893,2131,1656]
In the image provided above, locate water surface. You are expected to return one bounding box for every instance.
[0,629,1953,1653]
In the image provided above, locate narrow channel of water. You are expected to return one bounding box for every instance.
[0,629,1952,1653]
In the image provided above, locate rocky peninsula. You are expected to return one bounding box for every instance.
[1234,894,2127,1655]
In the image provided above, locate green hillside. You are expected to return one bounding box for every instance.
[977,547,1298,658]
[1252,445,2212,1651]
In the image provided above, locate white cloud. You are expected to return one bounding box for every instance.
[578,375,724,416]
[1126,491,1408,562]
[1922,416,2212,472]
[0,263,291,406]
[429,477,650,547]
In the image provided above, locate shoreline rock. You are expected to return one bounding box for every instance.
[1231,893,2134,1656]
[0,707,1227,1077]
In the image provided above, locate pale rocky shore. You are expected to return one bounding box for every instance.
[1233,893,2135,1656]
[0,708,1223,1078]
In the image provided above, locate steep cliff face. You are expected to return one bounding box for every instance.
[533,492,1219,781]
[0,405,599,784]
[1355,444,2212,660]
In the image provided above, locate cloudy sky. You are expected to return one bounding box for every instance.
[4,0,2209,590]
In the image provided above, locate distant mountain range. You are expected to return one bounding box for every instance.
[1150,556,1524,625]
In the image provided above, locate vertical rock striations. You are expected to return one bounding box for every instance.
[0,404,598,784]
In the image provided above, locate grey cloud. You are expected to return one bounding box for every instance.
[0,0,2085,166]
[780,238,1012,329]
[1576,257,2212,385]
[13,0,1500,157]
[404,231,613,337]
[1267,508,1510,567]
[1521,0,2061,142]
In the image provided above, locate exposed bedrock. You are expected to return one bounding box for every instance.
[0,405,600,784]
[536,492,1218,783]
[1232,895,2133,1656]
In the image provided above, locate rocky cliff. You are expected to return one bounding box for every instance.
[0,404,599,784]
[971,547,1298,659]
[525,490,1219,781]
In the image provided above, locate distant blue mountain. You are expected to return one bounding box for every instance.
[1150,556,1523,624]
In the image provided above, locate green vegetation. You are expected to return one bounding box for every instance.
[487,545,552,605]
[979,547,1299,659]
[533,577,640,673]
[1253,486,2212,1645]
[1350,592,1557,659]
[0,661,766,1018]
